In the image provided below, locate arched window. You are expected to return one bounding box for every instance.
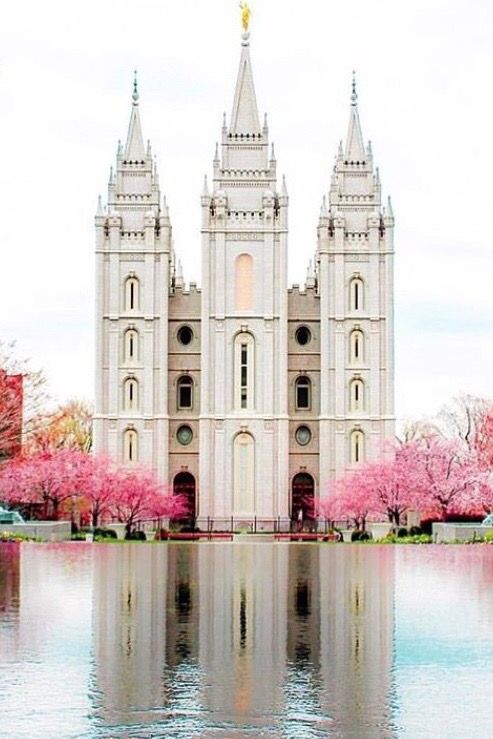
[177,376,193,410]
[124,378,139,411]
[125,329,139,362]
[350,277,364,312]
[123,428,138,463]
[350,329,364,364]
[125,276,139,311]
[350,430,365,464]
[350,379,364,412]
[234,433,255,514]
[234,332,255,410]
[235,253,254,311]
[295,376,311,410]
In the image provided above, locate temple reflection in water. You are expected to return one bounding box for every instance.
[90,543,395,735]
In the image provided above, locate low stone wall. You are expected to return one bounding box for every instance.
[432,523,493,543]
[0,522,72,542]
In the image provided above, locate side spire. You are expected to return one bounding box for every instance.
[229,27,261,135]
[345,71,365,161]
[124,70,145,161]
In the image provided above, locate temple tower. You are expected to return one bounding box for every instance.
[198,28,289,523]
[316,76,395,495]
[94,77,173,479]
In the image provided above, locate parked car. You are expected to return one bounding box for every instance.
[0,506,25,524]
[481,514,493,526]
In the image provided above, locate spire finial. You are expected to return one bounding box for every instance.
[351,70,358,107]
[240,2,251,32]
[132,69,139,104]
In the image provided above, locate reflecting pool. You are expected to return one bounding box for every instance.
[1,543,493,738]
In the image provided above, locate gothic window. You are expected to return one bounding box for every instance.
[350,430,365,464]
[350,379,364,412]
[123,428,138,463]
[125,329,139,362]
[350,277,364,312]
[234,332,255,410]
[124,378,139,411]
[177,376,193,410]
[350,330,364,364]
[235,254,254,312]
[234,433,255,514]
[295,376,311,410]
[125,276,139,311]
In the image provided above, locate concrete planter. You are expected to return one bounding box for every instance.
[368,523,393,541]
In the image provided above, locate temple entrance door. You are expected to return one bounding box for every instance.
[291,473,315,529]
[173,472,196,527]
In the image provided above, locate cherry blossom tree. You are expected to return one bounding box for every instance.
[413,436,482,519]
[110,467,187,536]
[77,456,119,528]
[472,407,493,471]
[0,449,87,520]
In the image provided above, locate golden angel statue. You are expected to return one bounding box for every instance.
[239,2,251,32]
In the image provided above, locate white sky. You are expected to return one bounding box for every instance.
[1,0,492,425]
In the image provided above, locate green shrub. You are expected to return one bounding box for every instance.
[125,530,146,541]
[0,531,41,543]
[94,528,118,539]
[397,527,408,538]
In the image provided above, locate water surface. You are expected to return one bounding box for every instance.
[1,542,492,738]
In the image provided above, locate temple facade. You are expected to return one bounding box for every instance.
[93,28,395,527]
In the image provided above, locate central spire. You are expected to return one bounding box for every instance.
[229,28,261,135]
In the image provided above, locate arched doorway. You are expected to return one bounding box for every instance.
[291,473,315,528]
[173,472,196,526]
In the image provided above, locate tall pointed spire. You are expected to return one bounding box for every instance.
[229,31,261,135]
[124,70,145,161]
[344,71,365,161]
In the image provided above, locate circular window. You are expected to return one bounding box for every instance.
[177,425,193,446]
[177,326,193,346]
[295,425,312,446]
[295,326,311,346]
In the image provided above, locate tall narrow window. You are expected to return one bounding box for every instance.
[177,376,193,410]
[125,277,139,311]
[350,430,365,464]
[234,433,255,514]
[350,379,364,412]
[124,378,139,411]
[234,333,255,410]
[295,376,311,410]
[240,343,248,407]
[350,330,364,364]
[350,277,364,312]
[125,329,138,362]
[124,429,138,463]
[235,254,254,312]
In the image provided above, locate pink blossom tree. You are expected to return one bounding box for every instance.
[110,467,187,536]
[0,449,87,520]
[415,436,482,519]
[77,455,119,528]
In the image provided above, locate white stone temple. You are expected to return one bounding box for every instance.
[93,26,395,527]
